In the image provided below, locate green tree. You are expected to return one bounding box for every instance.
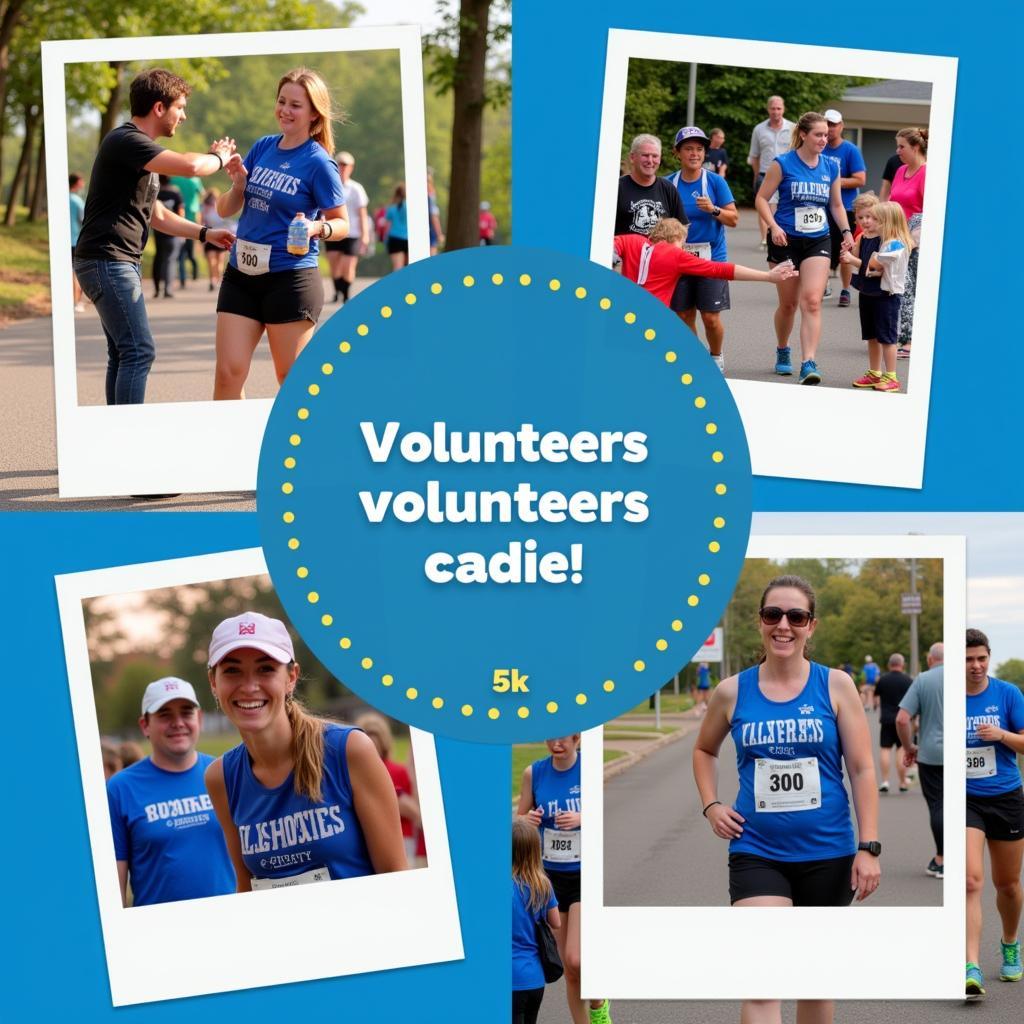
[995,659,1024,692]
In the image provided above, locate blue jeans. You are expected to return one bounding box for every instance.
[73,258,155,404]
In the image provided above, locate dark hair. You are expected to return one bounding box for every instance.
[897,126,928,157]
[129,68,190,118]
[966,627,990,652]
[69,173,83,189]
[759,574,816,617]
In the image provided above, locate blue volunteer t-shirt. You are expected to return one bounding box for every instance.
[387,201,409,241]
[106,753,235,906]
[512,879,558,991]
[823,140,866,212]
[864,662,880,685]
[232,134,345,273]
[664,170,734,261]
[773,150,839,239]
[966,677,1024,797]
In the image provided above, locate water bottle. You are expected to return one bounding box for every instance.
[287,212,309,256]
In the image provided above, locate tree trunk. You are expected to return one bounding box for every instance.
[0,0,28,194]
[29,118,45,220]
[444,0,491,251]
[99,60,125,142]
[4,103,36,225]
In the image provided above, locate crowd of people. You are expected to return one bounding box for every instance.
[615,95,930,391]
[70,65,498,407]
[103,610,424,908]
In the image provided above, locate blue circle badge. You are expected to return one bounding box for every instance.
[258,246,751,742]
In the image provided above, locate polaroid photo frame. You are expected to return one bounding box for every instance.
[581,533,966,1000]
[591,31,957,488]
[55,547,461,1006]
[42,27,429,499]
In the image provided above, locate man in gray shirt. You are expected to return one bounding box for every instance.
[897,641,945,877]
[748,96,794,248]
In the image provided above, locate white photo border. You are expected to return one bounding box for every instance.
[581,533,965,1000]
[55,547,462,1007]
[591,30,958,489]
[43,27,430,498]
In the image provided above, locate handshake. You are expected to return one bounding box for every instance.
[208,137,245,178]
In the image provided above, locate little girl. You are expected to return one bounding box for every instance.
[841,198,914,393]
[512,818,561,1024]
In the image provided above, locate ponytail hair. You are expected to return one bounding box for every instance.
[792,111,826,151]
[896,126,928,158]
[286,695,327,802]
[512,817,553,913]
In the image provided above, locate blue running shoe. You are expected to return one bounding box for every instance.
[774,346,793,375]
[966,963,985,1000]
[1000,939,1022,981]
[799,360,821,385]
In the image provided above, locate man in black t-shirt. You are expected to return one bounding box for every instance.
[879,152,903,202]
[875,652,914,792]
[74,68,237,405]
[615,134,687,237]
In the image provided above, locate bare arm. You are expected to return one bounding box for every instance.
[358,205,370,247]
[516,764,542,826]
[754,163,783,235]
[348,729,409,873]
[397,791,421,828]
[895,708,918,765]
[116,860,129,908]
[879,179,892,202]
[145,137,234,178]
[309,203,349,243]
[830,178,852,241]
[205,758,250,893]
[976,723,1024,754]
[833,669,881,901]
[547,905,561,930]
[693,676,746,839]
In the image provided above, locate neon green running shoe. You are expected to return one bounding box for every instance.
[966,963,985,1000]
[1000,939,1023,981]
[589,1000,613,1024]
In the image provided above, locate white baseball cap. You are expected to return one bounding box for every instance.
[207,611,295,668]
[824,109,843,124]
[141,677,200,715]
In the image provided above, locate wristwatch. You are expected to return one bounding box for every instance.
[198,226,208,244]
[842,228,853,235]
[858,841,882,857]
[711,206,721,217]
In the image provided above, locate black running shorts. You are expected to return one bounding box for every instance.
[547,868,581,912]
[767,232,832,268]
[217,264,324,325]
[728,851,856,906]
[966,787,1024,841]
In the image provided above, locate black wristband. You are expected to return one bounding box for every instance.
[842,227,853,235]
[198,226,208,244]
[214,151,224,170]
[702,800,722,817]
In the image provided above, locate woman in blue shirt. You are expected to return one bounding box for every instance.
[964,628,1024,998]
[755,112,852,386]
[204,611,407,891]
[213,68,348,399]
[693,574,880,1024]
[385,182,410,270]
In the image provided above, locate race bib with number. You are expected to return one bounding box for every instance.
[754,757,822,813]
[543,827,581,863]
[250,866,332,891]
[794,206,827,234]
[684,242,713,261]
[235,238,272,276]
[966,745,997,779]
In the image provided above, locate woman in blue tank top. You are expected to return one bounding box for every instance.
[517,736,613,1024]
[204,611,407,891]
[693,574,880,1024]
[755,112,851,386]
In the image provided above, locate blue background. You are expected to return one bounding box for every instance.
[8,3,1021,1018]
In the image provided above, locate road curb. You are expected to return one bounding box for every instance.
[603,719,699,781]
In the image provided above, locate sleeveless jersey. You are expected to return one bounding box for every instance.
[966,677,1024,797]
[531,753,581,874]
[773,150,838,239]
[222,723,374,885]
[730,662,855,861]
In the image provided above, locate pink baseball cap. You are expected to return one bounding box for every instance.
[141,677,200,715]
[207,612,295,667]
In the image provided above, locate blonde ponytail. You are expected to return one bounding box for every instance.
[286,697,327,802]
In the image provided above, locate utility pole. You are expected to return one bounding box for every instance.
[686,64,697,126]
[909,558,920,677]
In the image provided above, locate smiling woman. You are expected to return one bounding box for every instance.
[204,610,408,891]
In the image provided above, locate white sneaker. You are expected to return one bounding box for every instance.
[712,354,725,373]
[879,781,890,793]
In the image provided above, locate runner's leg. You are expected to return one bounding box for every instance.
[966,826,987,965]
[796,257,829,363]
[266,319,317,387]
[214,313,264,400]
[989,838,1024,943]
[773,273,799,351]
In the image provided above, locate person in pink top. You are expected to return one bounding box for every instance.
[890,127,927,358]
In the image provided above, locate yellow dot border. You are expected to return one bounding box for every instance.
[274,264,732,720]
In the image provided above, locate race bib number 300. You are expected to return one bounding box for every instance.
[235,238,272,276]
[754,757,822,812]
[543,827,581,863]
[966,745,997,779]
[794,206,826,234]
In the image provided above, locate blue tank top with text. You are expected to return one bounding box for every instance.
[531,753,582,874]
[773,150,838,239]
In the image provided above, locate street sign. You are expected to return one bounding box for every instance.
[901,593,922,615]
[692,627,723,663]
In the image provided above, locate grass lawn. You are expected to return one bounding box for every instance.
[509,744,625,799]
[0,213,51,324]
[625,692,696,715]
[601,724,679,735]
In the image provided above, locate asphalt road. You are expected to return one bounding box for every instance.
[0,274,374,510]
[689,219,916,396]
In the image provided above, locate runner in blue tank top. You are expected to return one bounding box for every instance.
[755,112,852,386]
[204,612,407,892]
[694,574,880,1024]
[518,736,613,1024]
[963,629,1024,998]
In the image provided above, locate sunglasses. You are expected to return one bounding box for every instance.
[759,606,814,628]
